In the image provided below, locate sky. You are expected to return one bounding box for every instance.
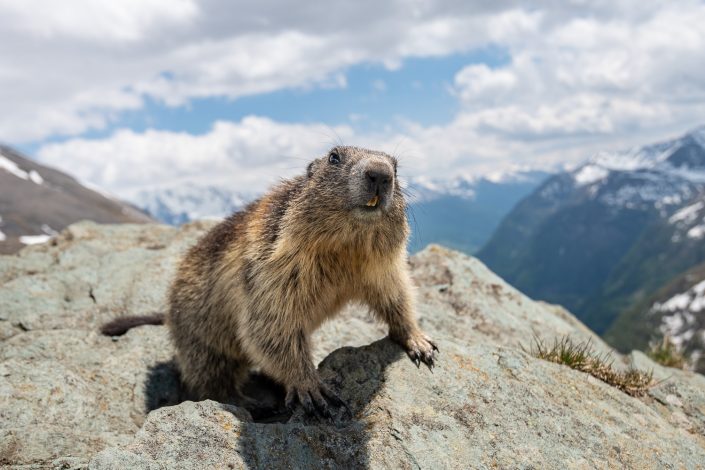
[1,0,705,199]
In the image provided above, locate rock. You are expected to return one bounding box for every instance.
[0,221,209,467]
[1,222,704,468]
[92,339,705,469]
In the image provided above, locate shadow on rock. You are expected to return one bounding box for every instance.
[141,338,408,468]
[145,360,289,421]
[229,337,407,469]
[144,360,184,412]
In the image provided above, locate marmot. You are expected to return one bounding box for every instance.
[102,146,437,416]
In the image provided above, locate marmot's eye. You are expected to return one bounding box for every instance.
[328,151,341,164]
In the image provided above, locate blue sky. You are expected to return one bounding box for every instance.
[2,1,705,198]
[22,46,510,156]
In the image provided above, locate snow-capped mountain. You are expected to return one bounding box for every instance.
[566,125,705,210]
[405,170,546,203]
[0,145,153,254]
[651,276,705,372]
[133,171,549,254]
[133,183,254,226]
[608,259,705,374]
[404,175,479,202]
[668,195,705,243]
[479,125,705,336]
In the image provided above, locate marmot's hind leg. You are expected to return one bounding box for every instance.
[176,338,250,404]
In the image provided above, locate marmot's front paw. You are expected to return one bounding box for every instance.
[396,331,439,368]
[285,380,351,419]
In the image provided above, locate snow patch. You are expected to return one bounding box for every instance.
[691,125,705,149]
[19,234,51,245]
[661,194,682,206]
[0,154,30,180]
[659,293,692,311]
[687,224,705,239]
[573,165,608,186]
[29,170,44,184]
[693,279,705,295]
[0,153,44,185]
[653,273,705,354]
[661,313,685,338]
[484,172,507,184]
[600,178,693,208]
[0,230,5,242]
[669,201,704,224]
[691,296,705,312]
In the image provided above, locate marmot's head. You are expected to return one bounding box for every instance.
[305,146,405,222]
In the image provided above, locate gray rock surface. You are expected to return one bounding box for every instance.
[1,221,704,469]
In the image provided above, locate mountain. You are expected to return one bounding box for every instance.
[133,183,252,225]
[405,172,549,253]
[133,172,549,254]
[0,145,153,254]
[606,256,705,373]
[478,126,705,334]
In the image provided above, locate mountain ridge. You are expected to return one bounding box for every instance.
[606,257,705,373]
[0,145,153,254]
[478,126,705,334]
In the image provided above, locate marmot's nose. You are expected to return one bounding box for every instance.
[365,169,392,194]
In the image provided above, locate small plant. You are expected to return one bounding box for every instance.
[647,336,687,370]
[528,336,654,397]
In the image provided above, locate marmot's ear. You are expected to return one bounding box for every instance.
[307,161,317,178]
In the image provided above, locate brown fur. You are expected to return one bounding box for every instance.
[100,314,165,336]
[106,146,437,412]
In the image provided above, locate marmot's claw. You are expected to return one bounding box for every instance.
[401,333,438,370]
[408,350,421,368]
[423,351,435,369]
[321,386,353,419]
[313,399,332,420]
[311,389,336,421]
[300,392,316,416]
[288,384,352,420]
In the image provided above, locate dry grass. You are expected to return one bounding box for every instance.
[528,336,654,397]
[647,336,687,370]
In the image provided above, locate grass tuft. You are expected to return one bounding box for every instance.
[647,336,687,370]
[528,336,654,397]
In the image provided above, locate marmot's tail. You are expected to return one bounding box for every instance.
[100,314,165,336]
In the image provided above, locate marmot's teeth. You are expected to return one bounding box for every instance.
[366,196,379,207]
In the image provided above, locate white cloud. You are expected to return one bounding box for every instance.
[450,1,705,143]
[5,0,705,197]
[454,64,517,102]
[32,112,570,199]
[0,0,197,42]
[38,117,355,197]
[0,1,524,142]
